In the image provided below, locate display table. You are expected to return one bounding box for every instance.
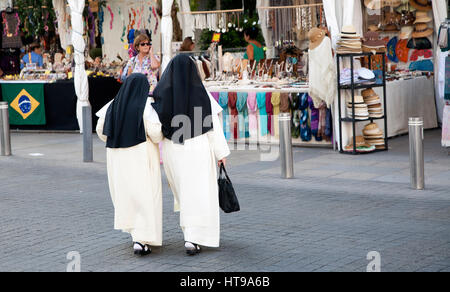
[0,77,121,131]
[374,76,438,137]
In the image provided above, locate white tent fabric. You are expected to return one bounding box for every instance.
[322,0,340,49]
[341,0,363,36]
[53,0,72,50]
[161,0,174,73]
[0,0,11,11]
[68,0,89,132]
[257,0,275,58]
[177,0,195,40]
[432,0,448,124]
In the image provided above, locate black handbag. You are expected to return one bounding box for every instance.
[218,164,240,213]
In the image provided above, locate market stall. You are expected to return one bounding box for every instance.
[0,76,121,130]
[0,0,165,131]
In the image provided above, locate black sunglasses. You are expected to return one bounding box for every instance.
[140,42,151,47]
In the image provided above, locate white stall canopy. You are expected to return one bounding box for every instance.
[68,0,89,132]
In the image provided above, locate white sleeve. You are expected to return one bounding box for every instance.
[207,113,231,161]
[96,118,108,143]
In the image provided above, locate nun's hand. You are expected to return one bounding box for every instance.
[218,158,227,167]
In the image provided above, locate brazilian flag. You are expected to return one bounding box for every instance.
[1,83,46,125]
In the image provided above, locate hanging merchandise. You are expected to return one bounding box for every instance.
[152,6,158,32]
[99,5,105,45]
[119,7,126,43]
[107,5,114,30]
[88,7,95,47]
[2,10,22,49]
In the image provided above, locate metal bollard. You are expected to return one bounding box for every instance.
[279,113,294,179]
[409,117,424,190]
[0,102,11,156]
[82,106,93,162]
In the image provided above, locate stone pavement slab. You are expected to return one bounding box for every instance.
[0,129,448,272]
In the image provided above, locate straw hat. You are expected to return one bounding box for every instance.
[384,0,402,7]
[363,123,383,136]
[399,26,414,39]
[414,11,432,24]
[368,25,380,32]
[412,23,433,38]
[308,27,326,50]
[340,25,361,38]
[363,31,385,47]
[345,136,373,150]
[409,0,432,11]
[347,96,366,104]
[364,0,384,10]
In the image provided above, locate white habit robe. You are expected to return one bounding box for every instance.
[96,98,164,246]
[162,93,231,247]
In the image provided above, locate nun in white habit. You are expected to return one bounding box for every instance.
[96,73,163,256]
[152,55,230,255]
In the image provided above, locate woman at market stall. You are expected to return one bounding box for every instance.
[96,73,163,256]
[179,37,196,52]
[20,42,44,70]
[243,27,265,65]
[122,33,161,93]
[152,54,230,256]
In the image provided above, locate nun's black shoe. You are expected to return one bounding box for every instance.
[185,242,201,256]
[133,242,152,256]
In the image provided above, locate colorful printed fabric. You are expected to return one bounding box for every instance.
[124,55,160,93]
[409,59,434,72]
[396,39,410,63]
[387,37,399,63]
[247,92,258,136]
[291,94,301,139]
[299,93,311,142]
[308,96,320,141]
[236,92,250,138]
[210,92,220,103]
[257,92,268,137]
[410,49,433,61]
[228,92,239,140]
[219,92,230,140]
[265,92,274,136]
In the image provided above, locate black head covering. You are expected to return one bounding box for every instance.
[152,54,212,144]
[103,73,149,149]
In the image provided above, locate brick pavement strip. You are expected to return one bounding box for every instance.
[0,130,449,272]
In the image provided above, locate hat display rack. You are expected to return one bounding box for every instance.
[180,1,245,33]
[257,0,326,49]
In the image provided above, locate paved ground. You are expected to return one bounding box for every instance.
[0,129,449,272]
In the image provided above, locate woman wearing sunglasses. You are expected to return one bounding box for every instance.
[123,33,161,94]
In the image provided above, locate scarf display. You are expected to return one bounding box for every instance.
[103,74,149,149]
[280,93,291,113]
[271,92,281,137]
[291,94,301,139]
[219,92,231,140]
[247,92,258,136]
[257,92,268,137]
[152,55,213,144]
[308,96,320,141]
[318,102,328,142]
[228,92,239,140]
[299,93,311,142]
[265,92,274,136]
[236,92,250,139]
[210,92,220,103]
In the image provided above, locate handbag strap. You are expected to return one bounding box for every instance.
[219,163,231,182]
